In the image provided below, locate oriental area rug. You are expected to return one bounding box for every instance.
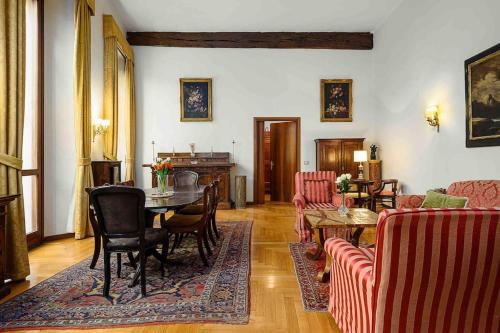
[289,242,329,312]
[0,221,252,331]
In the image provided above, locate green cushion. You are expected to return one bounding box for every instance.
[420,190,468,208]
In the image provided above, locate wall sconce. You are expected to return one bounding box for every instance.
[353,150,368,179]
[425,105,440,132]
[92,118,110,142]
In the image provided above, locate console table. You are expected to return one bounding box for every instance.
[0,194,20,299]
[143,152,235,209]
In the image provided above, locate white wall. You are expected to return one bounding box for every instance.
[373,0,500,194]
[44,0,126,236]
[134,47,377,200]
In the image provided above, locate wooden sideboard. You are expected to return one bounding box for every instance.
[143,152,235,209]
[91,160,122,186]
[0,194,20,299]
[315,138,365,177]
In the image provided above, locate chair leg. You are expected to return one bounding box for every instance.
[90,235,101,269]
[160,238,168,278]
[170,233,180,254]
[103,252,111,297]
[207,220,216,246]
[392,197,396,208]
[196,232,209,267]
[140,252,147,297]
[212,215,220,239]
[203,227,213,256]
[116,253,122,278]
[127,252,137,269]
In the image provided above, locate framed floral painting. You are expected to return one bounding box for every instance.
[180,78,212,122]
[465,43,500,147]
[320,79,353,122]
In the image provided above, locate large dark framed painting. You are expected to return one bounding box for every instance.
[320,79,353,122]
[465,43,500,147]
[180,78,212,122]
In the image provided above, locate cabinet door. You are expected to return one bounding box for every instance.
[342,140,364,177]
[317,141,342,174]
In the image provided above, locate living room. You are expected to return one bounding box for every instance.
[0,0,498,332]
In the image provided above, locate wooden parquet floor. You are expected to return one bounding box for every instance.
[2,201,375,333]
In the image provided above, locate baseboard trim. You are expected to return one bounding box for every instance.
[43,233,75,242]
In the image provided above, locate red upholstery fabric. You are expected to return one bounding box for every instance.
[325,208,500,333]
[293,171,354,242]
[397,180,500,209]
[304,179,332,203]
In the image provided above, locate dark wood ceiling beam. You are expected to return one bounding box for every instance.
[127,32,373,50]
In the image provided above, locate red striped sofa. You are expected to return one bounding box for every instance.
[397,180,500,208]
[325,208,500,333]
[292,171,354,242]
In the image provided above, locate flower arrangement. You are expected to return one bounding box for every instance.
[336,173,352,216]
[153,157,174,193]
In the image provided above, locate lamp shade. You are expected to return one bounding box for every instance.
[353,150,368,162]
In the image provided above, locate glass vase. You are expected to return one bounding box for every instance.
[157,174,167,194]
[338,193,349,216]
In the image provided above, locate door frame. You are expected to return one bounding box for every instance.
[253,117,301,204]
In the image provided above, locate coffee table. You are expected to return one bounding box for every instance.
[304,208,378,282]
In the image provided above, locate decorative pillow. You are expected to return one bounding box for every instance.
[420,190,468,208]
[304,180,332,203]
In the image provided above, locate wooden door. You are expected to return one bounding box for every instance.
[254,121,266,204]
[264,131,271,193]
[342,140,363,177]
[316,140,342,174]
[270,122,297,202]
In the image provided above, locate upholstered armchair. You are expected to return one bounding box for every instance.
[293,171,354,242]
[397,180,500,208]
[325,208,500,333]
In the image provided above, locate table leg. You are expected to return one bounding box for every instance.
[317,251,332,283]
[306,228,325,261]
[351,227,365,247]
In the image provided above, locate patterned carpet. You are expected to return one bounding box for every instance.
[0,221,252,331]
[289,242,329,312]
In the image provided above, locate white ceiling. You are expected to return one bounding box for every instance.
[111,0,403,33]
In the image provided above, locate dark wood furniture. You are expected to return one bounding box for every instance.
[0,194,20,299]
[304,208,378,282]
[264,130,271,193]
[91,160,122,186]
[315,138,365,177]
[163,184,215,267]
[370,179,398,210]
[349,179,374,209]
[173,171,199,188]
[143,152,234,209]
[90,186,169,297]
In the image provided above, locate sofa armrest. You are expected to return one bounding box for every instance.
[293,192,306,210]
[332,193,355,208]
[396,195,425,208]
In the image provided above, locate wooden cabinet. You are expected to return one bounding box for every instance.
[91,161,122,186]
[315,138,364,176]
[144,152,234,209]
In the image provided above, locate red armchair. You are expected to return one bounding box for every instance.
[325,208,500,333]
[397,180,500,208]
[293,171,354,242]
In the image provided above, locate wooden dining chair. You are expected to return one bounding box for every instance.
[90,186,169,297]
[162,184,214,267]
[173,171,199,188]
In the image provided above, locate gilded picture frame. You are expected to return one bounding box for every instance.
[320,79,353,122]
[465,43,500,147]
[180,78,213,122]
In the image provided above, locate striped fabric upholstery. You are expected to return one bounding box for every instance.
[304,179,332,203]
[325,208,500,333]
[293,171,354,242]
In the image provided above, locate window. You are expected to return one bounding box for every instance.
[23,0,43,246]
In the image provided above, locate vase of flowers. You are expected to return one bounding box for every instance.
[336,173,352,216]
[153,157,174,194]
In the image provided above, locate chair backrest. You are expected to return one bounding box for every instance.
[173,171,199,188]
[117,180,135,187]
[90,186,146,240]
[295,171,337,203]
[212,178,220,210]
[447,180,500,208]
[372,208,500,333]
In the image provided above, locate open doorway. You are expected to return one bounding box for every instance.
[254,117,301,204]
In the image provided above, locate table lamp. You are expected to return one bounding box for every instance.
[353,150,368,179]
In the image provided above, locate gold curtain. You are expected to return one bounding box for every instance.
[103,37,118,161]
[73,0,94,240]
[0,0,30,281]
[124,59,136,181]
